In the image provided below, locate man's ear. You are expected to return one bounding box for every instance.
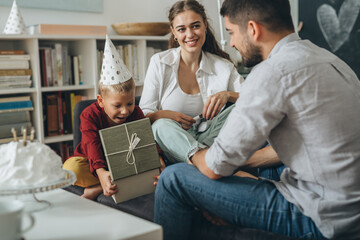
[97,94,104,108]
[247,20,261,42]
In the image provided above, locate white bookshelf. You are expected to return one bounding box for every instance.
[0,34,169,146]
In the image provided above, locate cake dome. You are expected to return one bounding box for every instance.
[0,140,65,187]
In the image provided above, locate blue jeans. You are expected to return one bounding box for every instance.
[154,163,326,240]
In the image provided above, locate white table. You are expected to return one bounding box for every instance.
[5,189,162,240]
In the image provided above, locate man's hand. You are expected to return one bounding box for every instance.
[96,168,118,197]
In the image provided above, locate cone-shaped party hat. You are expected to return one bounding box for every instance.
[100,35,132,85]
[3,0,27,34]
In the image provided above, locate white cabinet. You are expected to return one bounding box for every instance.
[0,34,168,147]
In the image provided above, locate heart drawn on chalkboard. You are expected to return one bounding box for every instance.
[317,0,360,52]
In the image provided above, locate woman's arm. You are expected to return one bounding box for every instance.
[146,110,195,130]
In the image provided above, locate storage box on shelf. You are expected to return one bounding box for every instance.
[0,34,169,148]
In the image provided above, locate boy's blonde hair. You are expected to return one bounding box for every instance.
[98,78,135,97]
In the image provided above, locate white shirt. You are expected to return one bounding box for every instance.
[161,84,203,118]
[206,33,360,239]
[139,47,243,116]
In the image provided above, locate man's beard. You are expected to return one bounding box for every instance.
[240,37,263,68]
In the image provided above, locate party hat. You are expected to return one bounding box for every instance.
[100,35,132,85]
[3,0,27,34]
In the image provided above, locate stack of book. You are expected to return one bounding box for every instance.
[97,43,139,83]
[39,44,83,87]
[0,96,34,143]
[43,92,88,137]
[0,50,32,88]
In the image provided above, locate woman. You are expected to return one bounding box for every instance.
[140,0,243,163]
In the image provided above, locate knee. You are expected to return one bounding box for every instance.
[152,118,177,139]
[158,163,193,190]
[63,157,82,176]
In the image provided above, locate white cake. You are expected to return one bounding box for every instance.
[0,140,65,186]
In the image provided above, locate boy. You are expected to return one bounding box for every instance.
[64,36,163,200]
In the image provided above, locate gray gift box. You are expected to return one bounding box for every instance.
[99,118,161,203]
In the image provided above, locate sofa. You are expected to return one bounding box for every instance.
[64,97,296,240]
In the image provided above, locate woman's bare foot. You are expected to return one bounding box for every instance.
[233,170,258,180]
[81,185,103,200]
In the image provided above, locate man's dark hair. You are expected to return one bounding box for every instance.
[220,0,294,33]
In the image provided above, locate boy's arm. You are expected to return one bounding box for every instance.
[96,168,118,196]
[80,109,108,176]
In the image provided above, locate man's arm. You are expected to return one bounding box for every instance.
[191,145,281,180]
[191,148,222,180]
[243,145,281,168]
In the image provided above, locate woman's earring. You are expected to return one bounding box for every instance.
[174,36,178,41]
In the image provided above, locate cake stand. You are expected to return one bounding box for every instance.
[0,170,76,212]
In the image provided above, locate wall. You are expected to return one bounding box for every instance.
[0,0,298,62]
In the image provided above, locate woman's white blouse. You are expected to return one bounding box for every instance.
[139,47,243,116]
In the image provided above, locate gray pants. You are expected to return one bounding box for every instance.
[152,105,235,163]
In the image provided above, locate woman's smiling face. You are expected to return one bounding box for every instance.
[171,10,207,55]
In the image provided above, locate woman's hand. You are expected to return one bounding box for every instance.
[203,91,230,120]
[96,168,118,197]
[148,110,196,130]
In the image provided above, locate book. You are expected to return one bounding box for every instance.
[0,60,30,69]
[0,101,33,111]
[0,75,31,81]
[0,50,25,55]
[72,56,80,85]
[0,96,30,103]
[0,80,32,88]
[27,24,107,36]
[0,111,31,125]
[0,122,32,139]
[99,118,161,203]
[0,69,32,76]
[0,96,33,112]
[0,55,30,60]
[45,94,59,136]
[44,48,53,86]
[54,43,63,86]
[39,48,48,86]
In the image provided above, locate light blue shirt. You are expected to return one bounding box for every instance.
[206,33,360,239]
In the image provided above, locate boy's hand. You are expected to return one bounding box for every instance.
[96,168,118,197]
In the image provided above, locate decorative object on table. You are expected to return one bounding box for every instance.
[0,200,34,240]
[0,127,76,212]
[27,24,107,35]
[3,0,27,34]
[111,22,170,36]
[99,118,161,204]
[100,35,132,85]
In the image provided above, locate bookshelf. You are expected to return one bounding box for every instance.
[0,34,169,153]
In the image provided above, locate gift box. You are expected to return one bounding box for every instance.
[99,118,161,203]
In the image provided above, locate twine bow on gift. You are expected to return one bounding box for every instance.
[126,133,141,174]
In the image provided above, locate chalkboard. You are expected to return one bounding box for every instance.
[299,0,360,79]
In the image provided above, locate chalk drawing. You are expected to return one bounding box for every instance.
[317,0,360,52]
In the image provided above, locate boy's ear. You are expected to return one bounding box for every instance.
[97,94,105,108]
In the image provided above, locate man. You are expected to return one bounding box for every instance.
[154,0,360,239]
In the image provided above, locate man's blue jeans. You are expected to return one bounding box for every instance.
[154,163,326,240]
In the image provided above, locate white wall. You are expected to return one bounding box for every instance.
[0,0,298,62]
